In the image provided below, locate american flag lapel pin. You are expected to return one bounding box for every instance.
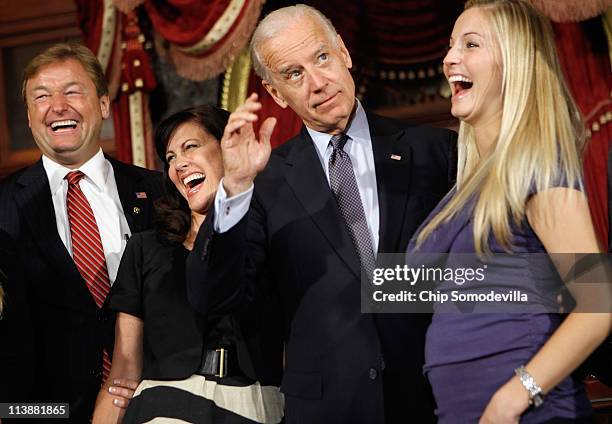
[135,192,147,199]
[390,154,402,161]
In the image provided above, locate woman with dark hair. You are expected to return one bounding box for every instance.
[92,105,284,424]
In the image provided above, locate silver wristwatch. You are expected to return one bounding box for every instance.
[514,365,544,407]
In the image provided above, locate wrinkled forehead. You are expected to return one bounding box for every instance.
[26,59,92,89]
[260,17,334,72]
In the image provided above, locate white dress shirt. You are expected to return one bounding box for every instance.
[214,100,380,253]
[42,149,131,284]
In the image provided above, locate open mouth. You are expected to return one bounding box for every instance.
[448,75,473,97]
[183,173,206,194]
[50,119,78,132]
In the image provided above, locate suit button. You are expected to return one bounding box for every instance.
[369,368,378,380]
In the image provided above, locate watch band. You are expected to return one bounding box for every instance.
[514,365,544,407]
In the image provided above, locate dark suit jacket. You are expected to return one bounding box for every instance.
[187,113,457,424]
[0,156,162,423]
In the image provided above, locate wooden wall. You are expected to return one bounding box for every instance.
[0,0,117,177]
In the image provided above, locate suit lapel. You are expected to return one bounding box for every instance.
[368,112,413,254]
[109,157,153,234]
[284,128,361,278]
[14,160,85,291]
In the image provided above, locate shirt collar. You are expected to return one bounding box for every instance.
[42,149,110,195]
[307,99,370,158]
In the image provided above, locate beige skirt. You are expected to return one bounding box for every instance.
[123,374,284,424]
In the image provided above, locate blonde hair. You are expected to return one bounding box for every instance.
[250,4,339,81]
[416,0,585,255]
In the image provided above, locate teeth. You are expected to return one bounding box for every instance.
[183,173,205,186]
[448,75,473,84]
[50,120,77,129]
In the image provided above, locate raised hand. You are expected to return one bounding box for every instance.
[221,93,277,197]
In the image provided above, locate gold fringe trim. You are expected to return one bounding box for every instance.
[528,0,610,22]
[585,110,612,138]
[155,0,264,81]
[221,47,252,111]
[373,65,444,81]
[112,0,144,14]
[129,91,147,167]
[584,90,612,139]
[604,8,612,70]
[97,0,117,72]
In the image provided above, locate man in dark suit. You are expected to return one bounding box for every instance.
[187,5,456,424]
[0,42,162,423]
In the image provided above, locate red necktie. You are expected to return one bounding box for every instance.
[65,170,112,382]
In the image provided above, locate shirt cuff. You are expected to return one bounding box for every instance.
[213,178,254,233]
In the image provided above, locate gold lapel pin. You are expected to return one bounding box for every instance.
[133,206,141,214]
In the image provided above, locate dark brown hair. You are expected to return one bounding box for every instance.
[154,105,230,243]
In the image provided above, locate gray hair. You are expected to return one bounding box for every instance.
[250,4,339,81]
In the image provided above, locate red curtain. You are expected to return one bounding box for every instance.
[554,20,612,248]
[142,0,264,81]
[306,0,457,64]
[247,73,302,149]
[76,0,265,166]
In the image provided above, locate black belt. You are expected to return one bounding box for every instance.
[197,348,230,378]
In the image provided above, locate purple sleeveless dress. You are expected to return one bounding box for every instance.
[407,188,592,423]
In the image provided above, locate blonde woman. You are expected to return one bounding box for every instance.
[408,0,612,422]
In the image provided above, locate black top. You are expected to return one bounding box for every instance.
[110,230,206,380]
[187,114,457,424]
[0,157,162,423]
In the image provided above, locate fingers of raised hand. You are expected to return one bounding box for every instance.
[224,94,263,136]
[238,93,262,111]
[259,117,277,146]
[225,114,253,134]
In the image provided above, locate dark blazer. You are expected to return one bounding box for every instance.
[187,113,457,424]
[0,156,162,423]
